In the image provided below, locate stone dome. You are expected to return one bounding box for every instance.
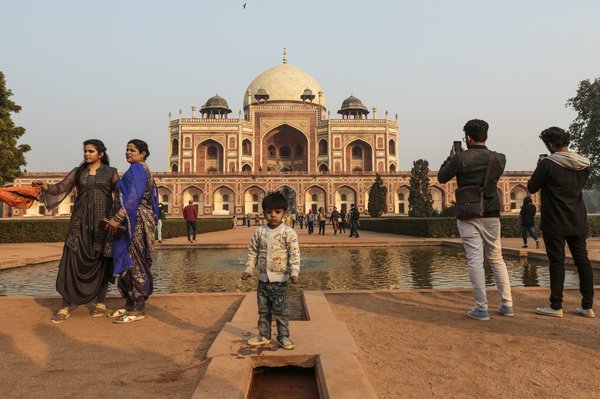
[338,95,368,114]
[244,63,326,109]
[202,94,231,114]
[205,94,230,109]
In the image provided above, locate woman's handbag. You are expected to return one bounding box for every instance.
[455,152,495,220]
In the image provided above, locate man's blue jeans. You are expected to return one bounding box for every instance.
[186,221,197,241]
[257,280,289,339]
[520,225,538,244]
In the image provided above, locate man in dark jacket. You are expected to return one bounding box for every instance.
[519,196,539,249]
[527,127,594,318]
[438,119,513,321]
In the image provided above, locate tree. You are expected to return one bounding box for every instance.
[368,173,387,217]
[408,159,433,217]
[566,77,600,188]
[0,71,30,186]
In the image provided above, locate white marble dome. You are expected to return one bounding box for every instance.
[243,63,327,109]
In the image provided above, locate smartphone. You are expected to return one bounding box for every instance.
[453,141,462,153]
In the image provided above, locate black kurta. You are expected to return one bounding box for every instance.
[43,164,119,305]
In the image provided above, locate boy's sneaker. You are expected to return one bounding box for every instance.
[466,308,490,321]
[574,307,595,318]
[535,241,541,249]
[248,335,270,346]
[277,336,295,350]
[535,306,563,318]
[497,305,514,317]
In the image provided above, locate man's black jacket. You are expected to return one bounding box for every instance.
[438,145,506,217]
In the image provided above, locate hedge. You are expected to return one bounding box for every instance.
[359,215,600,238]
[0,218,232,243]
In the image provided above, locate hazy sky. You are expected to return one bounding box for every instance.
[2,0,599,173]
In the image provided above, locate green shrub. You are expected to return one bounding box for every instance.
[359,215,600,238]
[0,218,232,243]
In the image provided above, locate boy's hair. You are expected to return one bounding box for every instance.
[539,126,570,148]
[262,191,288,211]
[463,119,489,142]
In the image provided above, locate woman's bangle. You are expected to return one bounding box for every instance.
[113,213,125,223]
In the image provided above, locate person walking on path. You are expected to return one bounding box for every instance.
[519,196,539,249]
[339,209,347,234]
[183,200,198,243]
[157,202,166,243]
[438,119,513,321]
[330,207,341,235]
[106,139,158,324]
[306,209,315,235]
[33,139,119,324]
[297,212,305,230]
[317,207,327,235]
[527,127,595,318]
[241,191,300,350]
[348,204,360,238]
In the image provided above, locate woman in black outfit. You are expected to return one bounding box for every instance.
[34,139,119,323]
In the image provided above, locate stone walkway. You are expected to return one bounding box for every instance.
[2,224,600,269]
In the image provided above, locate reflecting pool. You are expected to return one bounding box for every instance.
[2,247,598,297]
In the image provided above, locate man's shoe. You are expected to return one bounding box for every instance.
[574,307,595,318]
[536,306,563,318]
[248,335,270,346]
[521,245,528,248]
[277,336,295,350]
[466,308,490,321]
[497,305,514,317]
[535,241,540,249]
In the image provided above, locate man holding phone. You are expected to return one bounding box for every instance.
[438,119,513,321]
[527,127,594,318]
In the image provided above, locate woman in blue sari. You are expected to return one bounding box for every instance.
[105,139,158,323]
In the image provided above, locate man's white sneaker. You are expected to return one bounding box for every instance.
[574,307,595,318]
[535,306,563,318]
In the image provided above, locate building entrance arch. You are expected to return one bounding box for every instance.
[262,124,308,172]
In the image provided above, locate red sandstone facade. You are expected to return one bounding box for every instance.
[3,52,535,218]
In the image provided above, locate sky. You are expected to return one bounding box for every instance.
[2,0,600,173]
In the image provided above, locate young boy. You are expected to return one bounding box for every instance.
[241,192,300,350]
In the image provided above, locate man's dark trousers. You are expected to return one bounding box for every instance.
[543,232,594,310]
[186,221,197,241]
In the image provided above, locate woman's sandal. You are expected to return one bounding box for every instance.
[107,308,128,318]
[51,308,70,324]
[113,313,146,324]
[90,303,107,318]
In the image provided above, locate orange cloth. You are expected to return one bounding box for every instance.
[0,186,41,209]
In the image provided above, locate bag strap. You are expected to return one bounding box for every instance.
[481,151,495,190]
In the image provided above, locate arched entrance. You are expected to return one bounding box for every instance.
[334,186,356,214]
[244,186,266,215]
[346,139,373,172]
[196,139,224,173]
[305,186,326,214]
[395,186,410,215]
[262,124,308,172]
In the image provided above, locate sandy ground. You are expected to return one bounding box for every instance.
[0,294,243,399]
[326,288,600,399]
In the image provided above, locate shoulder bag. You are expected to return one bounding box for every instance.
[455,151,495,220]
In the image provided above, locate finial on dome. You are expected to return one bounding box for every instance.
[283,48,287,64]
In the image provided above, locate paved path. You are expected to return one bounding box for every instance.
[2,225,600,269]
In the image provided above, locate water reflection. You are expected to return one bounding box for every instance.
[1,247,599,297]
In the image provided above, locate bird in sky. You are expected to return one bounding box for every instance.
[243,3,246,9]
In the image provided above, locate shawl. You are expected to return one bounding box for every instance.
[112,163,158,276]
[0,186,41,209]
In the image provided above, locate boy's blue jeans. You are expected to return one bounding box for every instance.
[257,280,289,339]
